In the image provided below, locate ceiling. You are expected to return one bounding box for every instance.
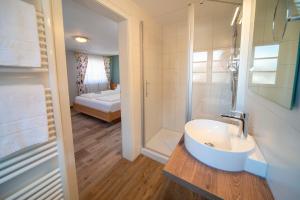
[62,0,243,54]
[132,0,242,23]
[133,0,189,18]
[62,0,119,55]
[132,0,189,23]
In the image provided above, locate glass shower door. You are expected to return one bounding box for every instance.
[142,8,189,157]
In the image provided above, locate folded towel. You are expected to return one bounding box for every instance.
[96,93,120,102]
[0,85,48,159]
[0,0,41,67]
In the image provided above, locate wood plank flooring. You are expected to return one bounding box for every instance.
[71,110,206,200]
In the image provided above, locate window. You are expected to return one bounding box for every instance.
[84,55,108,92]
[192,51,208,83]
[250,44,279,85]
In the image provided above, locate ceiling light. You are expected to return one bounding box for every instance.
[231,6,240,26]
[74,36,89,43]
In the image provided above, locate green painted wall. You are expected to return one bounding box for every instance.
[110,55,120,84]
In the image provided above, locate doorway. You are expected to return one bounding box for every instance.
[61,0,124,198]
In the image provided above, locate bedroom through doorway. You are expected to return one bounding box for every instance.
[61,0,122,197]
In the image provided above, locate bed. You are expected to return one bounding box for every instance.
[73,89,121,122]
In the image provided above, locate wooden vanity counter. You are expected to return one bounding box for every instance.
[163,138,274,200]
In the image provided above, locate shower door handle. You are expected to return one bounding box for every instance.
[145,80,150,97]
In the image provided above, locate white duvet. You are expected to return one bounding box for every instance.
[74,90,121,112]
[80,90,119,99]
[96,93,120,102]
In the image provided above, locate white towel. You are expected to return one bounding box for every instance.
[0,85,48,159]
[0,0,41,67]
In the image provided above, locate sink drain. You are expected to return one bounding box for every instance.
[204,142,215,147]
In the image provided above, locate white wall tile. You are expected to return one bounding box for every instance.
[161,18,188,132]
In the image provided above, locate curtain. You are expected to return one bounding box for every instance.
[103,56,111,87]
[75,52,88,95]
[84,55,109,93]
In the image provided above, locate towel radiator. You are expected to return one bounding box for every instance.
[0,89,64,200]
[0,1,65,199]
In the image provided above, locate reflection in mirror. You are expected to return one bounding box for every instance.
[250,44,279,85]
[273,0,287,40]
[249,0,300,109]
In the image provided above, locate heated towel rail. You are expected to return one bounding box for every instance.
[0,89,64,199]
[0,1,65,199]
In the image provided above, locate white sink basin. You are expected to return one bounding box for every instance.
[184,119,267,177]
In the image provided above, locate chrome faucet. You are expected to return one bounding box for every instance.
[221,111,249,138]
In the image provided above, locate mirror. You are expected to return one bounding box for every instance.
[272,0,287,41]
[249,0,300,109]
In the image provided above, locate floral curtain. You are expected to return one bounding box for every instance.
[103,56,111,88]
[75,52,88,95]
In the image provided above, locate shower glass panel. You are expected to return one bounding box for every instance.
[192,1,242,119]
[142,1,242,158]
[142,8,189,157]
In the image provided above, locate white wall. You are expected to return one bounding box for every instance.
[65,50,77,105]
[244,0,300,199]
[161,9,188,133]
[246,87,300,200]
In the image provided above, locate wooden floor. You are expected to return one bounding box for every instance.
[71,110,205,200]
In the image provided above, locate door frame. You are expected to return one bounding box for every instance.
[51,0,140,199]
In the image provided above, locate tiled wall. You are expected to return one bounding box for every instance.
[246,83,300,200]
[191,2,240,118]
[161,10,188,133]
[143,22,163,142]
[246,0,300,199]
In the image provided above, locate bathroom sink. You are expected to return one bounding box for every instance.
[184,119,267,177]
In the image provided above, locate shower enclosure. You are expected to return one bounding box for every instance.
[142,0,242,162]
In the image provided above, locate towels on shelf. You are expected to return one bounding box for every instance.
[0,85,48,159]
[0,0,41,67]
